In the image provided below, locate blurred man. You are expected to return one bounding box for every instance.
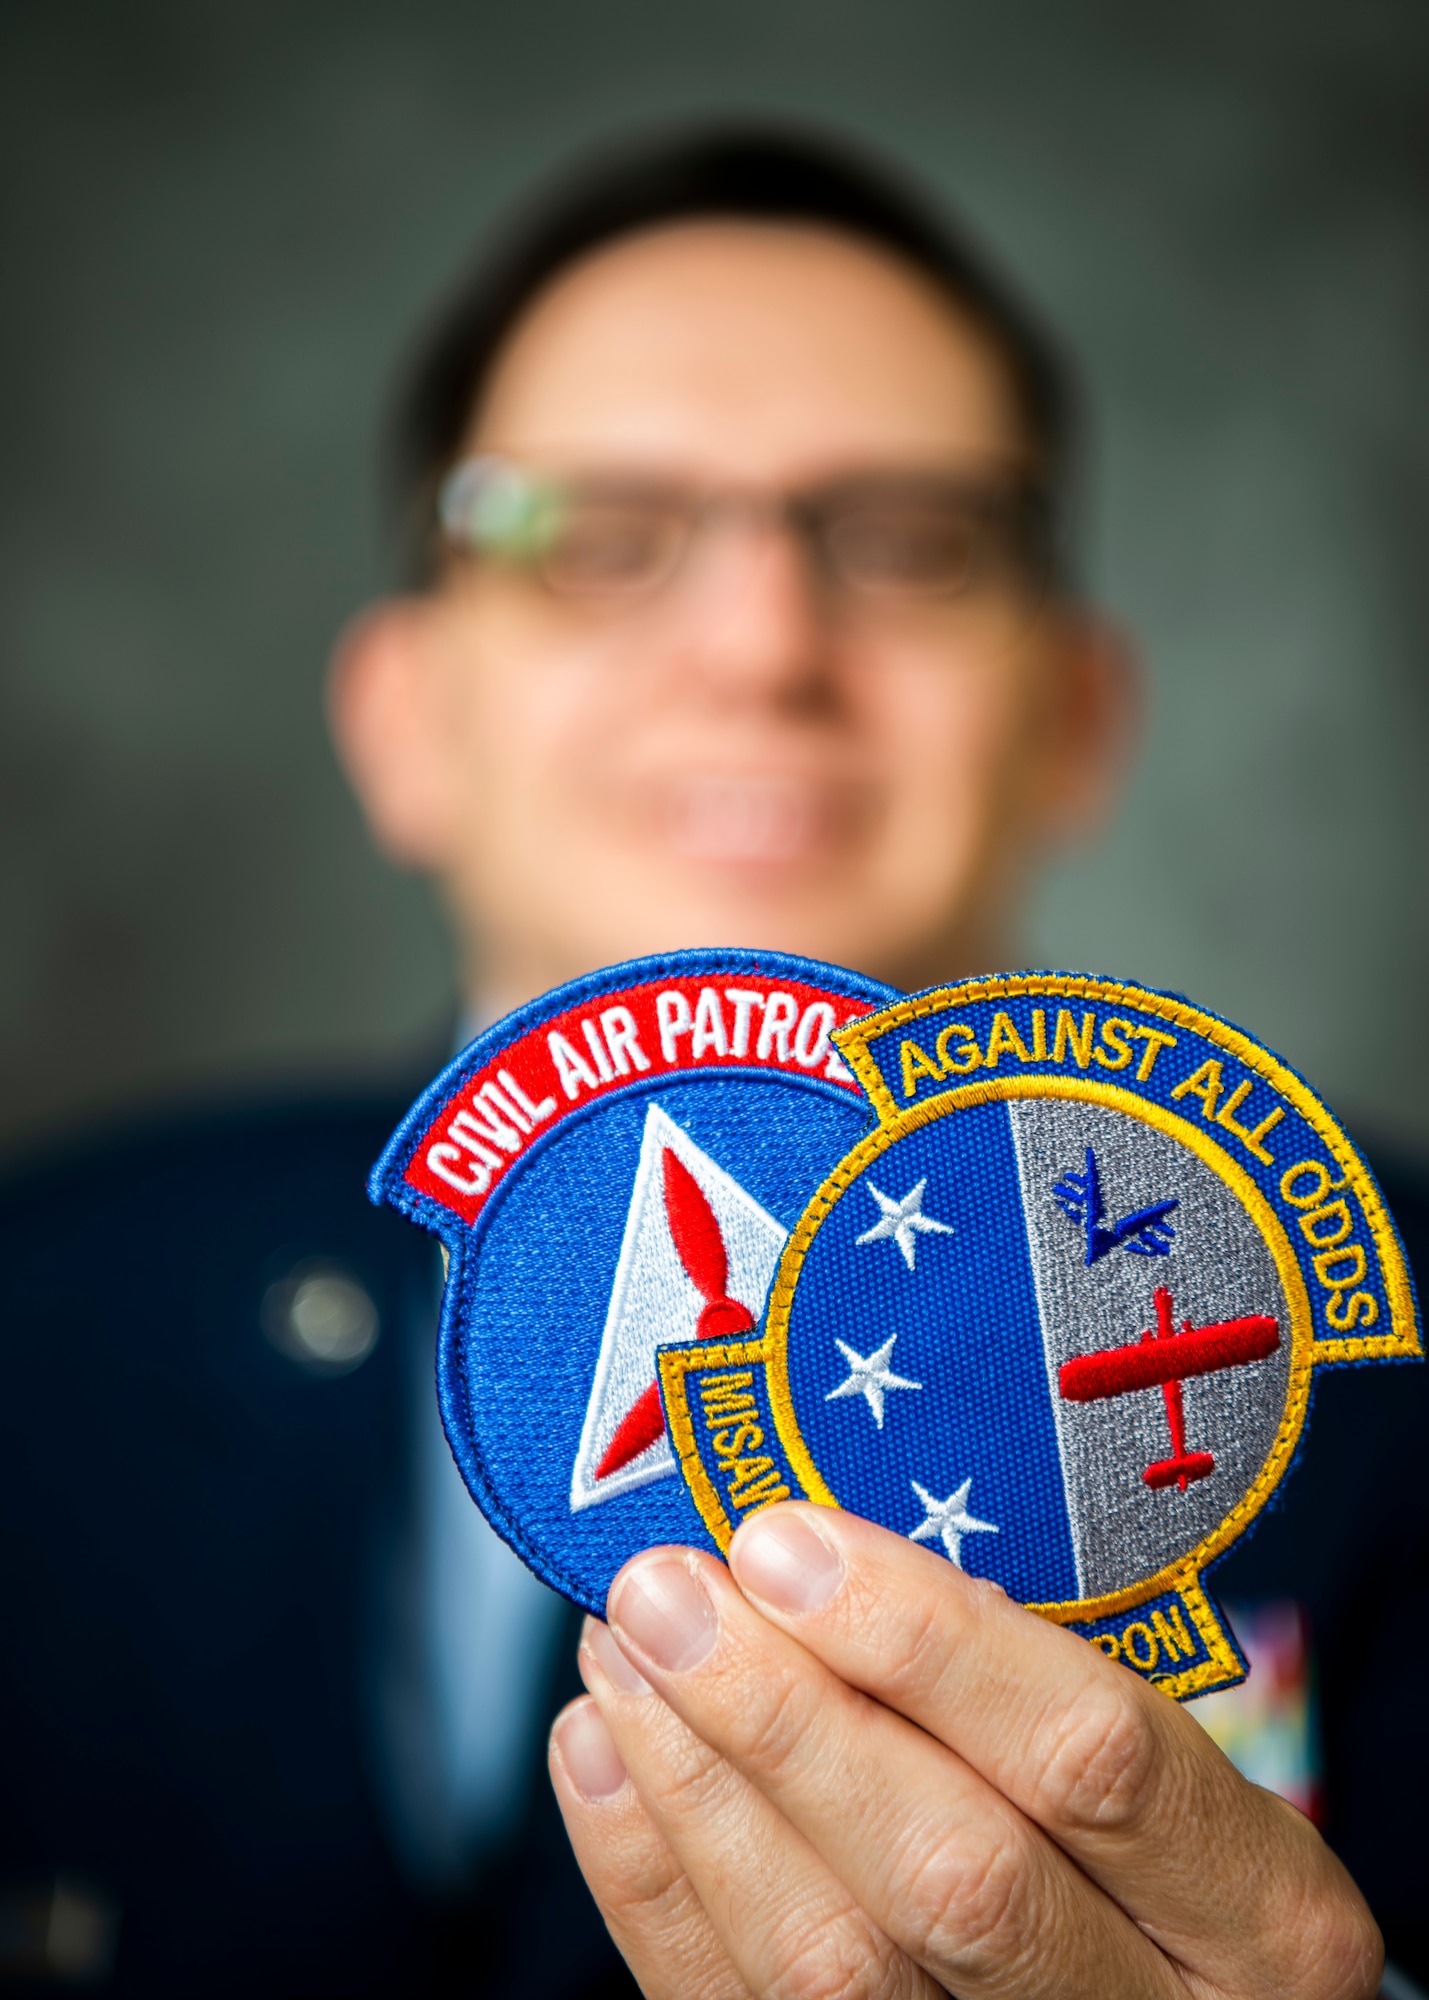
[2,130,1425,1996]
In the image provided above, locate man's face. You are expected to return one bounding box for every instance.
[338,223,1124,1009]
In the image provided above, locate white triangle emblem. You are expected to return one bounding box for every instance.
[569,1103,788,1512]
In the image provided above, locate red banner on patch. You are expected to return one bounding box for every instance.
[405,972,873,1225]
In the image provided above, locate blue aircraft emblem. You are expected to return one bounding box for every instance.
[1053,1146,1178,1264]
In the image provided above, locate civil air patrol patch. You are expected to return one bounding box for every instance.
[373,964,1421,1701]
[369,950,897,1617]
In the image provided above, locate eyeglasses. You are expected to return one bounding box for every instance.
[437,456,1056,615]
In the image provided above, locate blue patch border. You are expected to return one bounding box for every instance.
[369,948,897,1611]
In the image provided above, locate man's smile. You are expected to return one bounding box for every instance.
[611,771,880,870]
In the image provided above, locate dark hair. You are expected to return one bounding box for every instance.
[392,123,1077,583]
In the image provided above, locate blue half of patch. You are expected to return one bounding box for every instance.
[782,1104,1080,1603]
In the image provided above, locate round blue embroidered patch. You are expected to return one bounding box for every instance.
[369,948,896,1617]
[372,964,1422,1698]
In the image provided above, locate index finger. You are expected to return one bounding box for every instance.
[727,1503,1379,1998]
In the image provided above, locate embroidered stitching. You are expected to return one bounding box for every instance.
[596,1148,757,1482]
[373,957,1418,1652]
[1058,1284,1280,1492]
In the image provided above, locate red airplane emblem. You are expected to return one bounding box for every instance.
[595,1149,754,1481]
[1058,1286,1280,1491]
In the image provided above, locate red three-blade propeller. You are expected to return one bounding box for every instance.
[595,1151,755,1482]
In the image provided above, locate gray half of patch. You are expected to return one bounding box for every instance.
[1007,1097,1292,1600]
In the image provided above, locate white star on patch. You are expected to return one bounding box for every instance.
[824,1334,922,1429]
[908,1477,999,1567]
[855,1177,954,1271]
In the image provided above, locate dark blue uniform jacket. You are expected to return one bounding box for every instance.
[0,1086,1424,1992]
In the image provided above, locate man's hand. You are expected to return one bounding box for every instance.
[548,1504,1382,2000]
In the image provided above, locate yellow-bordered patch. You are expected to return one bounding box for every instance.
[656,973,1420,1698]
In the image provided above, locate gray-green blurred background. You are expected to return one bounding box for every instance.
[3,0,1427,1162]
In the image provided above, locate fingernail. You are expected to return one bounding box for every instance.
[731,1508,845,1615]
[554,1699,628,1801]
[610,1555,718,1672]
[583,1617,653,1696]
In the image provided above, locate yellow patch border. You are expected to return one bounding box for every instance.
[659,1336,784,1552]
[658,974,1419,1691]
[1154,1572,1250,1699]
[761,1073,1319,1624]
